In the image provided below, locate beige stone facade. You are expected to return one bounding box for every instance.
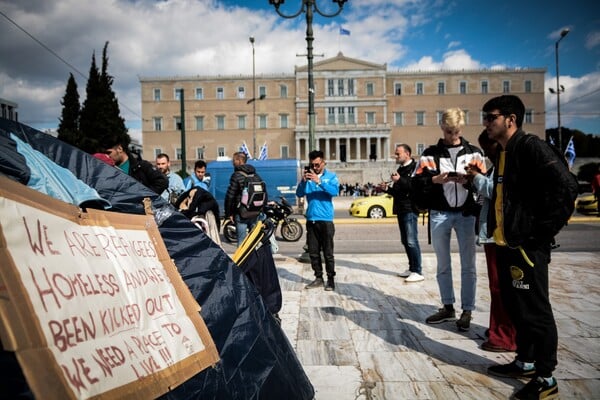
[140,53,545,172]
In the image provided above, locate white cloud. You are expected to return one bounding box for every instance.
[403,49,481,71]
[585,31,600,49]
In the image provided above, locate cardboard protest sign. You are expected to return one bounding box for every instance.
[0,176,219,399]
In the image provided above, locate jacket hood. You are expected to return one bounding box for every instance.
[236,164,256,174]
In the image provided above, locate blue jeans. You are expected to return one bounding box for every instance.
[396,212,422,274]
[235,214,259,246]
[429,210,477,311]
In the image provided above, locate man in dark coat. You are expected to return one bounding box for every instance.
[103,137,167,195]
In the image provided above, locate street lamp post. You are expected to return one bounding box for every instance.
[549,28,570,152]
[250,36,256,157]
[269,0,347,152]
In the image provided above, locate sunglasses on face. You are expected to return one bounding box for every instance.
[483,113,504,123]
[310,163,322,168]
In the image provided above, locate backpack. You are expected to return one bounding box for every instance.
[238,171,266,218]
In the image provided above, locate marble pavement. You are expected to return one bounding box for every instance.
[273,250,600,400]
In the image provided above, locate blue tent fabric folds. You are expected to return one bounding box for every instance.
[0,119,314,400]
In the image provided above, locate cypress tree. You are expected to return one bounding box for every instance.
[79,42,129,153]
[57,73,81,146]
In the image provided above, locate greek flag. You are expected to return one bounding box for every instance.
[564,136,576,169]
[239,141,252,159]
[339,27,350,36]
[258,142,268,160]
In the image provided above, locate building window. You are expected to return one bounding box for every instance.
[481,80,488,94]
[196,147,205,160]
[416,143,425,156]
[338,107,345,124]
[438,82,445,95]
[174,116,182,130]
[237,86,245,99]
[153,117,162,131]
[238,115,246,129]
[437,111,444,125]
[503,80,510,93]
[525,109,533,124]
[259,115,267,129]
[459,81,467,94]
[366,82,374,96]
[195,88,203,100]
[394,112,403,126]
[366,112,375,125]
[338,79,344,96]
[217,147,225,158]
[281,145,289,159]
[176,148,182,161]
[416,111,425,126]
[348,107,355,124]
[216,115,225,130]
[416,82,424,95]
[153,88,161,101]
[259,85,266,97]
[216,87,224,99]
[154,149,163,158]
[394,83,402,96]
[280,84,288,98]
[328,107,335,124]
[327,79,334,96]
[195,116,204,131]
[280,114,288,128]
[525,80,532,93]
[174,88,183,100]
[348,79,354,95]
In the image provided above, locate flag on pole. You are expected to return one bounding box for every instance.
[258,142,268,161]
[564,136,576,169]
[239,141,252,160]
[339,27,350,36]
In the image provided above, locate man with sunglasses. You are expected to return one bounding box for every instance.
[296,150,339,291]
[483,95,577,400]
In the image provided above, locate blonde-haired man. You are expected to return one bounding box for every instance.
[414,107,486,331]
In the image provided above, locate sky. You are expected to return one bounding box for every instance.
[1,0,599,143]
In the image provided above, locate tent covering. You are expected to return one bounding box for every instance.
[0,118,314,400]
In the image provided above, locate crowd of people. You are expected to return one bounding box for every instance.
[98,94,577,400]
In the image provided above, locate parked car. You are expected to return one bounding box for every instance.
[349,194,395,218]
[576,194,598,215]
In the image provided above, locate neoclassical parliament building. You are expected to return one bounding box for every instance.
[140,53,545,170]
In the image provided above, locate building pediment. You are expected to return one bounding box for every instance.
[295,52,386,73]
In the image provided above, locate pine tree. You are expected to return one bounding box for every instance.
[79,41,130,153]
[57,73,81,146]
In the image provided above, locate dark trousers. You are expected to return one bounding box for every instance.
[396,211,422,274]
[496,243,557,377]
[306,220,335,279]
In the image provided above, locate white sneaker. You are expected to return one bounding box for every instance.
[397,270,411,278]
[405,272,424,282]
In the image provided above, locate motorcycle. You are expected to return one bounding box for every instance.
[223,197,303,243]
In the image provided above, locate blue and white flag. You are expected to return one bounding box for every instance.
[258,142,268,161]
[339,27,350,36]
[240,141,252,159]
[564,136,576,169]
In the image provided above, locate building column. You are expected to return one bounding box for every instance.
[335,138,340,162]
[376,136,381,161]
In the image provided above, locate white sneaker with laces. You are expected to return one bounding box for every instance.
[397,270,411,278]
[405,272,424,282]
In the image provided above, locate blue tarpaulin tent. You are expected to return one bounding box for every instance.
[0,118,314,400]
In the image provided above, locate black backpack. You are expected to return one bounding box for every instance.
[238,171,266,218]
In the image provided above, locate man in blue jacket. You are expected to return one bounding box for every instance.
[296,150,339,291]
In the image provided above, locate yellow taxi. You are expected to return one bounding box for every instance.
[576,194,598,215]
[349,194,395,218]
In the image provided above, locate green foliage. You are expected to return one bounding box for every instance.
[577,162,600,182]
[546,127,600,157]
[60,41,129,154]
[57,73,80,146]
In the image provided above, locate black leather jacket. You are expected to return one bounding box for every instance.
[385,159,418,214]
[127,152,168,195]
[487,130,577,247]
